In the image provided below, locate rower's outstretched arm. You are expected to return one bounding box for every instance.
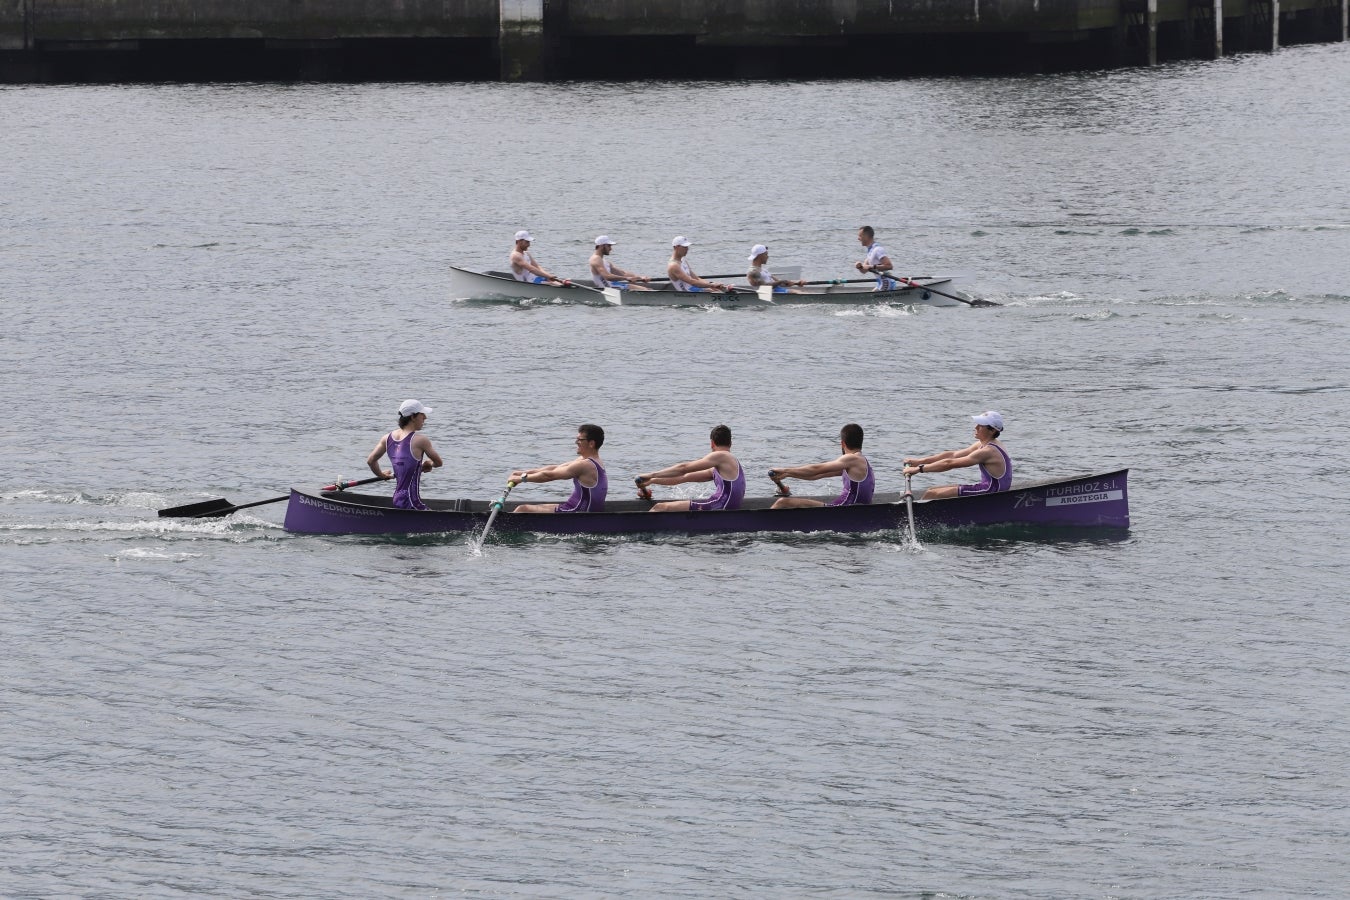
[639,454,719,483]
[905,442,978,466]
[771,457,848,482]
[510,459,582,484]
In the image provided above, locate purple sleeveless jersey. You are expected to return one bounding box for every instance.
[557,459,607,512]
[689,460,746,512]
[829,456,875,506]
[388,431,427,510]
[957,443,1013,496]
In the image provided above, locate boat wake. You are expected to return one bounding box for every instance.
[0,512,282,546]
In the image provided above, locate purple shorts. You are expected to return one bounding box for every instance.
[689,493,736,512]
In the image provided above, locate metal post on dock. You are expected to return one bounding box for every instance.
[499,0,549,81]
[1118,0,1158,66]
[1146,0,1159,64]
[1212,0,1224,55]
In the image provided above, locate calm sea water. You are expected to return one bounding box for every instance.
[3,43,1350,897]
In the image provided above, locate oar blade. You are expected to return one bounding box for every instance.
[158,497,235,518]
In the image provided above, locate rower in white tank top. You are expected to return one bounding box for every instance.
[666,237,730,294]
[509,230,564,285]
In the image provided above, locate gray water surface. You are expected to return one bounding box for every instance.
[3,44,1350,897]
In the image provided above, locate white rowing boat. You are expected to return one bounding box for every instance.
[447,266,979,307]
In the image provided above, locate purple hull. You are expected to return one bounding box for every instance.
[284,470,1129,536]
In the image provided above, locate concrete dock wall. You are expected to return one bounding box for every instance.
[2,0,1346,80]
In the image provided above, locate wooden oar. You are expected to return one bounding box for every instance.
[805,274,997,306]
[650,273,743,282]
[798,276,930,286]
[892,275,998,307]
[474,477,519,552]
[158,475,386,518]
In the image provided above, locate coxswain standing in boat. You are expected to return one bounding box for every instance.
[636,424,746,512]
[854,225,900,291]
[747,245,805,293]
[589,236,653,291]
[509,230,569,286]
[666,236,730,294]
[366,399,444,511]
[903,411,1012,500]
[510,424,609,513]
[768,423,875,509]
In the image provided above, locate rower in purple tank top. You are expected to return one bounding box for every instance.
[636,425,745,512]
[904,410,1013,501]
[366,399,444,510]
[510,424,608,513]
[769,423,875,509]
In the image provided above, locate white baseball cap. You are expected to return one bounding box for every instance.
[399,399,433,417]
[514,230,533,242]
[594,235,615,246]
[972,411,1005,431]
[748,244,768,261]
[671,235,691,247]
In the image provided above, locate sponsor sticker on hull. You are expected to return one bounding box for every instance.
[298,495,384,517]
[1045,489,1123,507]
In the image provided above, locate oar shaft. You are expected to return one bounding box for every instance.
[893,276,993,307]
[651,273,742,282]
[798,275,933,286]
[474,478,519,551]
[158,474,389,518]
[321,475,386,492]
[903,475,918,544]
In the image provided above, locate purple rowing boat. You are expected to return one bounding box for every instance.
[283,469,1129,536]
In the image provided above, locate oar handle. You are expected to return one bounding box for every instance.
[634,476,654,501]
[491,478,520,510]
[321,475,387,492]
[767,470,791,497]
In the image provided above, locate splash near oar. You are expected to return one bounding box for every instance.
[158,475,385,519]
[473,477,519,553]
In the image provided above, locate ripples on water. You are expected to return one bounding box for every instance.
[3,44,1350,896]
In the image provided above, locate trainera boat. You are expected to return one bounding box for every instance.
[447,266,973,307]
[283,470,1129,537]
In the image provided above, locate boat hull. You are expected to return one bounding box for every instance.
[283,470,1130,537]
[447,266,966,307]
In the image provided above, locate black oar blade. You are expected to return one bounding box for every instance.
[158,497,235,518]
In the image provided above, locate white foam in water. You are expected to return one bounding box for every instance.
[0,513,282,539]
